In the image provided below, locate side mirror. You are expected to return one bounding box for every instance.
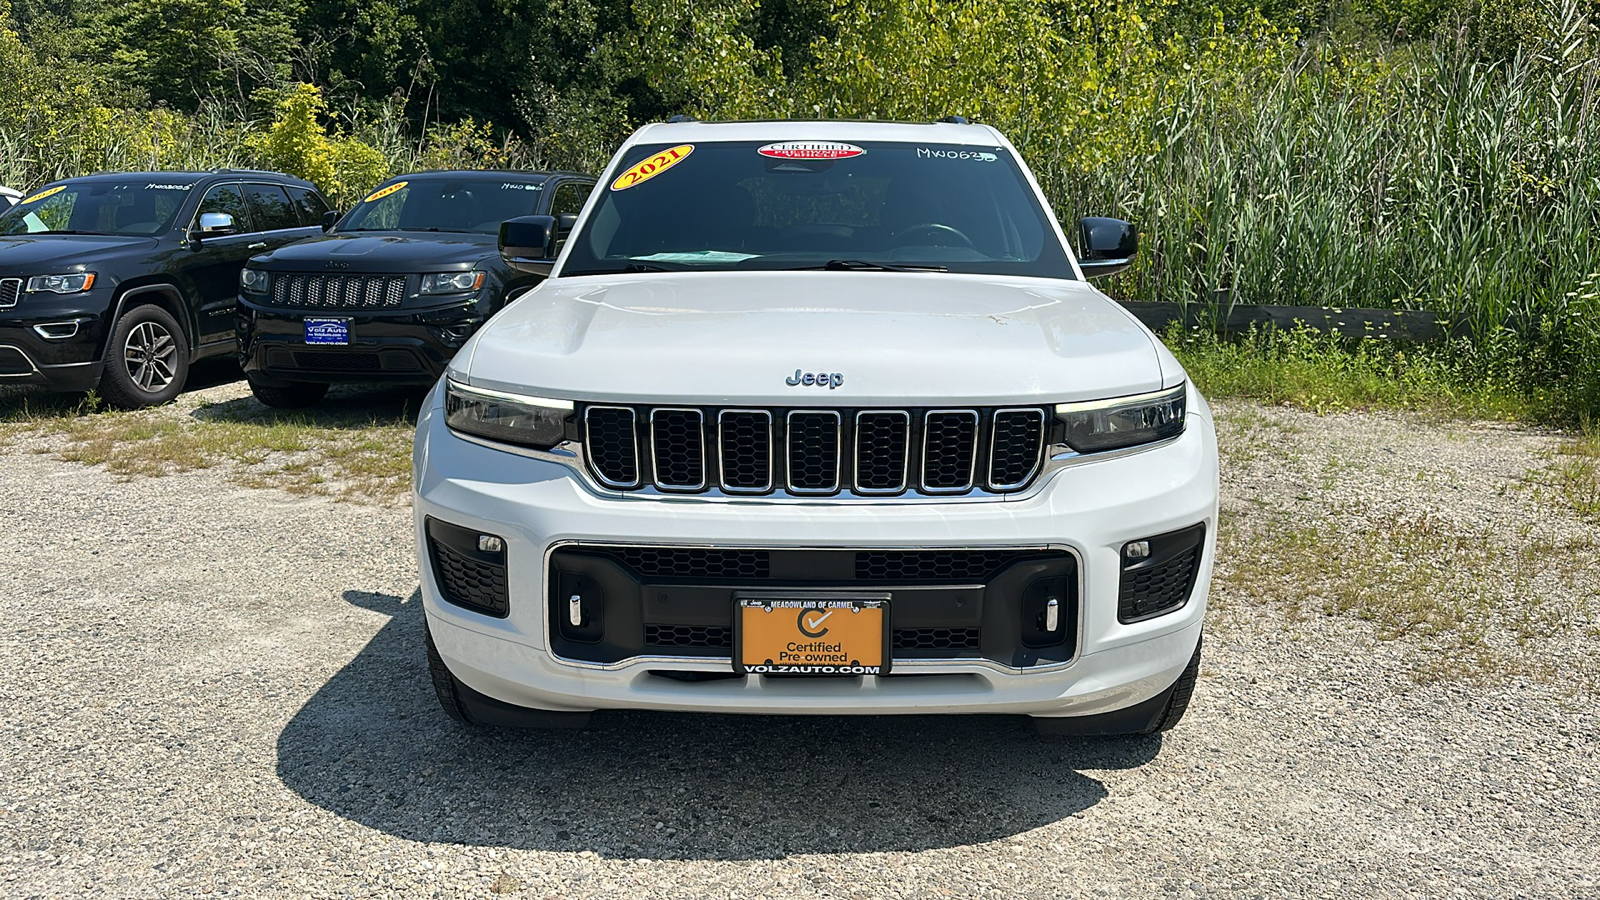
[1076,217,1137,279]
[196,212,236,239]
[321,210,339,232]
[556,213,578,234]
[500,215,559,276]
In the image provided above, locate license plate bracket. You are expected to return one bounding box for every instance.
[303,317,351,346]
[734,593,891,676]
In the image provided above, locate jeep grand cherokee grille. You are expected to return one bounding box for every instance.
[582,405,1049,496]
[271,273,407,308]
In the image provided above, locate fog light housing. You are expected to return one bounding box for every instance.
[1118,524,1206,623]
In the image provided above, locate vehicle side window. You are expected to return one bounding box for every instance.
[245,183,299,231]
[286,186,329,226]
[194,183,249,231]
[550,181,592,219]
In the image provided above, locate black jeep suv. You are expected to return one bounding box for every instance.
[0,170,329,407]
[235,169,594,407]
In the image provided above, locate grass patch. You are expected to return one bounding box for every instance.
[1170,325,1559,423]
[3,383,416,503]
[1214,502,1598,684]
[1538,433,1600,520]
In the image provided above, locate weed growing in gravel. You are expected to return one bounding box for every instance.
[1214,501,1597,685]
[1542,435,1600,519]
[6,384,418,503]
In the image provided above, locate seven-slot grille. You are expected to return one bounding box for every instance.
[0,277,20,308]
[270,273,408,309]
[583,406,1050,496]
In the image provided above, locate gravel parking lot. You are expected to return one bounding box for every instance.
[1,382,1596,898]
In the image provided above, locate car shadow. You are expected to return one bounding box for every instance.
[191,382,430,430]
[0,357,245,420]
[275,589,1161,859]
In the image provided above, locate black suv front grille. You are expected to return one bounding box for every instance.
[0,277,20,308]
[272,273,407,309]
[581,405,1049,496]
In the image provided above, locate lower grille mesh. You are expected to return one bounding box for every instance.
[429,539,509,617]
[1120,545,1201,621]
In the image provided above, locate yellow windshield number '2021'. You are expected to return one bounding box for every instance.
[610,145,693,192]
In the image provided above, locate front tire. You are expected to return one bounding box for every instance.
[248,376,329,409]
[99,304,189,409]
[425,624,474,724]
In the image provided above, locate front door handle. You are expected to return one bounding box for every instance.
[248,242,267,249]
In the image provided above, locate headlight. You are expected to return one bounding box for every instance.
[1055,383,1186,453]
[445,379,572,450]
[421,271,485,294]
[239,267,268,293]
[26,272,96,293]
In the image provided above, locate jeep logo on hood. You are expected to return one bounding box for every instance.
[787,369,844,389]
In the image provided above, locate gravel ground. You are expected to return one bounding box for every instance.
[1,383,1596,898]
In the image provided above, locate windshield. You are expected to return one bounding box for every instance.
[0,179,193,236]
[560,140,1075,278]
[340,177,547,234]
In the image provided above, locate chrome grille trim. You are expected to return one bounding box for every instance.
[649,407,707,492]
[584,406,641,489]
[575,405,1053,498]
[717,409,773,494]
[987,407,1047,491]
[920,409,979,494]
[0,278,20,308]
[270,273,407,309]
[785,410,842,494]
[853,410,910,495]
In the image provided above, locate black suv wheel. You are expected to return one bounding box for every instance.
[99,304,189,409]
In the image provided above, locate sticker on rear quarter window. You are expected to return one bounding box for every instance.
[757,142,864,160]
[610,145,694,191]
[363,181,408,203]
[20,185,66,204]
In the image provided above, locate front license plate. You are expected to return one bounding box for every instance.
[303,317,350,345]
[736,598,890,675]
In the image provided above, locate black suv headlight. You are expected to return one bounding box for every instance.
[27,272,96,294]
[239,267,268,294]
[421,272,485,294]
[445,379,572,450]
[1055,383,1186,453]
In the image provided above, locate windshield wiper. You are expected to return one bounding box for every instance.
[30,230,109,236]
[392,227,481,233]
[798,259,949,273]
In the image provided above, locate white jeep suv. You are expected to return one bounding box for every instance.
[412,119,1219,736]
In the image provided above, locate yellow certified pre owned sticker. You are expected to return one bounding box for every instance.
[20,185,67,204]
[363,181,407,203]
[610,145,693,191]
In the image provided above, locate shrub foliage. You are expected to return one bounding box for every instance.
[0,0,1597,420]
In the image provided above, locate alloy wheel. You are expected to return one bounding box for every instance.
[123,320,177,392]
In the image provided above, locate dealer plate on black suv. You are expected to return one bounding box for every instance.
[735,597,890,675]
[304,317,351,345]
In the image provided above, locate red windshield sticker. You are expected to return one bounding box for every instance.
[757,142,865,161]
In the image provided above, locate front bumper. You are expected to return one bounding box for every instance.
[237,294,484,385]
[414,383,1220,719]
[0,288,113,392]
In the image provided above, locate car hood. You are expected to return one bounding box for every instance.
[0,234,159,272]
[454,272,1170,405]
[254,232,496,272]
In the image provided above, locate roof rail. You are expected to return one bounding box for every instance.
[665,114,699,124]
[212,167,282,175]
[936,115,971,124]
